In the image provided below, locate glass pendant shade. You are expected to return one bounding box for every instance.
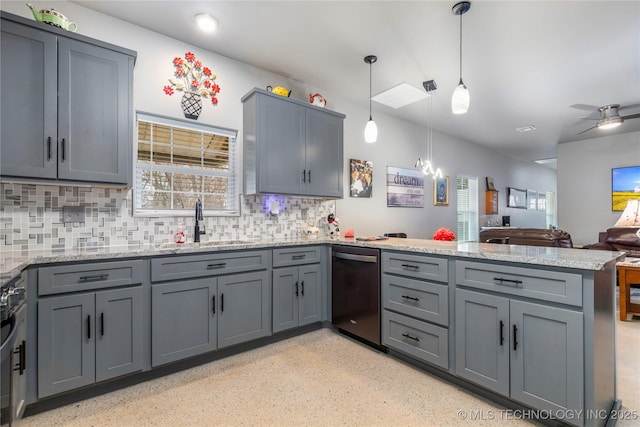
[451,80,469,115]
[364,119,378,143]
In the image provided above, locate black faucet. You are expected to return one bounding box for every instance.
[194,198,205,243]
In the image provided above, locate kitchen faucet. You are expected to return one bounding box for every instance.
[194,198,205,243]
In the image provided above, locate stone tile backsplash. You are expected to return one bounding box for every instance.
[0,183,336,254]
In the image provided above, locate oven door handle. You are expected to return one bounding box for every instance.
[333,252,377,263]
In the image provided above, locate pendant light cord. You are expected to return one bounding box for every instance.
[459,11,463,82]
[369,61,373,120]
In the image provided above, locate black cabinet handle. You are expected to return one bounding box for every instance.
[307,170,311,183]
[401,295,420,302]
[47,137,52,160]
[207,263,226,270]
[295,281,299,297]
[493,277,523,286]
[402,333,420,342]
[78,274,109,283]
[87,315,91,340]
[13,340,26,375]
[513,324,518,351]
[212,295,215,314]
[302,169,306,183]
[100,313,104,337]
[61,138,66,162]
[292,254,306,260]
[401,264,419,271]
[499,320,504,346]
[221,293,224,312]
[301,280,304,296]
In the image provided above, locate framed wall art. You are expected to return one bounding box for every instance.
[507,187,527,209]
[612,165,640,211]
[433,176,449,206]
[386,166,424,207]
[350,159,373,198]
[486,177,496,190]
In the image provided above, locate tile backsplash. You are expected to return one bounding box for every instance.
[0,183,336,254]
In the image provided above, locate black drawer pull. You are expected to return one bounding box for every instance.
[87,315,91,340]
[100,313,105,336]
[499,320,504,346]
[302,169,306,183]
[401,295,420,302]
[295,281,299,297]
[212,295,215,314]
[401,264,419,271]
[493,277,523,286]
[513,324,518,351]
[207,263,226,270]
[78,274,109,283]
[221,293,224,312]
[47,136,52,160]
[402,333,420,342]
[13,340,26,375]
[292,254,306,260]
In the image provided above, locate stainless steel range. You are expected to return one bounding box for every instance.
[1,277,27,427]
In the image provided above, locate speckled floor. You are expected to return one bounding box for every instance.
[16,319,640,427]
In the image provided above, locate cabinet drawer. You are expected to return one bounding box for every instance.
[455,261,582,307]
[382,310,448,369]
[38,260,144,295]
[382,274,448,326]
[273,246,322,267]
[151,250,270,282]
[382,251,448,283]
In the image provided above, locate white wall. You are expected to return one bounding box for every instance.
[1,1,556,241]
[558,131,640,245]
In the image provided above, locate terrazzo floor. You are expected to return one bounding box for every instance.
[16,318,640,427]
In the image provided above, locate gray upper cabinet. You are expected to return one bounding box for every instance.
[242,88,345,198]
[0,13,135,186]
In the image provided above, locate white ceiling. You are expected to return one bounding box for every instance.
[71,1,640,164]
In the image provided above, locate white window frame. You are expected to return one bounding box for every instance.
[133,112,240,217]
[457,175,479,242]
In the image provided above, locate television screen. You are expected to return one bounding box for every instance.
[611,165,640,211]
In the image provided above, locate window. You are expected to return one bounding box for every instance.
[457,176,479,242]
[135,113,239,216]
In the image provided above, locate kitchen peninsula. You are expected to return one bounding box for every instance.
[1,238,622,427]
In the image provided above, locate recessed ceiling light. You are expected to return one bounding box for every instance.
[535,158,557,165]
[515,125,536,133]
[194,13,219,33]
[371,82,429,109]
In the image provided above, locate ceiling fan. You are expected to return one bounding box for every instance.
[571,103,640,134]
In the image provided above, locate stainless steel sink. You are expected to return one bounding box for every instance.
[158,240,254,249]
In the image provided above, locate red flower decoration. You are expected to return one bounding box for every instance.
[433,228,456,241]
[185,52,196,62]
[173,57,183,67]
[175,68,185,76]
[202,67,212,76]
[190,79,199,88]
[164,52,220,108]
[212,83,220,93]
[211,97,218,105]
[163,85,174,96]
[194,60,202,69]
[204,80,211,88]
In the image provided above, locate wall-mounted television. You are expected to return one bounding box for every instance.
[507,187,527,209]
[612,165,640,211]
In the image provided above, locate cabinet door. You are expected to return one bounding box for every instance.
[151,278,217,367]
[57,38,131,184]
[510,300,584,416]
[485,190,498,215]
[305,108,344,197]
[218,271,271,349]
[256,94,306,195]
[1,20,57,179]
[272,267,299,333]
[95,287,143,382]
[299,264,322,326]
[455,289,510,396]
[38,293,95,398]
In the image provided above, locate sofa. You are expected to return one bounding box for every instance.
[479,227,574,248]
[584,227,640,258]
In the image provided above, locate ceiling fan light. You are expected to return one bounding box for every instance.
[364,119,378,143]
[451,81,470,115]
[598,117,623,130]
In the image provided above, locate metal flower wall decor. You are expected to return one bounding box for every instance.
[163,51,221,120]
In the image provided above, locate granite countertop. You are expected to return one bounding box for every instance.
[0,237,625,287]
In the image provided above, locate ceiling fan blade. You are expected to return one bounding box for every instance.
[576,125,597,135]
[619,104,640,112]
[578,116,599,120]
[570,103,599,111]
[622,112,640,120]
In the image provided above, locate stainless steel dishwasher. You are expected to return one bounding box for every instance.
[331,245,381,346]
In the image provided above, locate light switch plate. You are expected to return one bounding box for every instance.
[63,206,85,223]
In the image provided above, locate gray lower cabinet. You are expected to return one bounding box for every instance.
[151,271,270,367]
[242,88,344,198]
[455,288,584,424]
[272,264,322,333]
[37,287,143,398]
[1,13,135,185]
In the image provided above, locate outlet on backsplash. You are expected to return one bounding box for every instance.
[63,206,85,223]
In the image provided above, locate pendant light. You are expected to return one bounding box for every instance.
[416,80,443,178]
[451,1,471,115]
[364,55,378,143]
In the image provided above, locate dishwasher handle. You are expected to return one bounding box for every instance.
[333,252,377,263]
